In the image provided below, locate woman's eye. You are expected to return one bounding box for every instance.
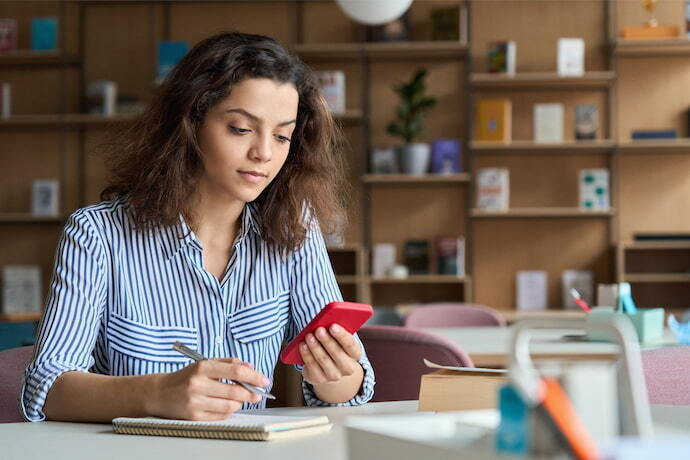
[229,126,250,134]
[276,135,291,144]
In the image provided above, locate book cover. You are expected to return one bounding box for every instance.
[314,70,346,114]
[516,270,547,311]
[157,41,188,84]
[372,243,396,277]
[1,83,10,119]
[2,265,42,315]
[435,236,466,277]
[430,139,461,174]
[404,240,429,275]
[0,18,18,53]
[32,179,60,216]
[561,270,593,309]
[631,129,678,140]
[476,99,512,142]
[579,169,609,210]
[575,105,597,140]
[477,168,509,211]
[557,38,585,77]
[31,17,58,51]
[86,80,118,116]
[534,103,564,143]
[488,41,516,75]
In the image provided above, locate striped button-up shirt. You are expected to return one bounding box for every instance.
[21,198,375,421]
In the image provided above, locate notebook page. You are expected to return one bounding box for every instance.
[113,413,329,431]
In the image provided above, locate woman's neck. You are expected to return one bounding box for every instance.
[188,187,244,250]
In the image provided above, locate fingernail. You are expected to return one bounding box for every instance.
[300,343,308,351]
[317,327,327,338]
[330,323,341,333]
[307,334,316,344]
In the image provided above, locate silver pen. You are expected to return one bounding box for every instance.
[172,341,276,400]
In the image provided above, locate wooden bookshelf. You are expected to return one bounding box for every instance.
[471,140,616,155]
[470,71,616,89]
[614,39,690,57]
[617,139,690,154]
[294,41,468,61]
[624,274,690,283]
[470,208,615,218]
[0,214,65,224]
[363,173,471,184]
[0,313,42,323]
[0,51,80,67]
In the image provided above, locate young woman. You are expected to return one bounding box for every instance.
[21,32,375,422]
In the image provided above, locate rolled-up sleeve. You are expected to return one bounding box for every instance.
[21,210,107,421]
[288,223,375,406]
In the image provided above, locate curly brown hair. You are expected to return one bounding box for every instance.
[101,32,349,253]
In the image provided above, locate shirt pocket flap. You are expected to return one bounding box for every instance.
[229,291,290,343]
[108,312,198,363]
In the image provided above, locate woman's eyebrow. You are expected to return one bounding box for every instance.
[225,108,296,127]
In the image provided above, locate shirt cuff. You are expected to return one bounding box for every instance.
[299,353,376,407]
[21,362,87,422]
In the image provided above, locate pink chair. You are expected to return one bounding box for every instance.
[358,325,474,402]
[0,346,33,423]
[404,303,506,328]
[642,346,690,406]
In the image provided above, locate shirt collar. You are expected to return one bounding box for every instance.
[158,203,260,261]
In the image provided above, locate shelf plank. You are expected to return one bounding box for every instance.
[294,41,468,61]
[624,274,690,283]
[0,50,80,67]
[0,213,65,223]
[327,244,362,252]
[0,113,138,128]
[471,71,616,89]
[333,109,363,123]
[336,275,360,284]
[471,208,615,218]
[620,241,690,250]
[0,312,42,323]
[363,173,471,184]
[369,275,469,284]
[617,139,690,154]
[471,140,616,155]
[614,39,690,57]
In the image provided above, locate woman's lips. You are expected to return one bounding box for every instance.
[238,170,267,184]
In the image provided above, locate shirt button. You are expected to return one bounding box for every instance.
[216,335,223,345]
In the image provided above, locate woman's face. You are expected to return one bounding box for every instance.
[196,77,298,205]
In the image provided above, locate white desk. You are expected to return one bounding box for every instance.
[425,326,679,368]
[1,402,688,460]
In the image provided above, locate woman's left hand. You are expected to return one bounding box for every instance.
[300,323,362,385]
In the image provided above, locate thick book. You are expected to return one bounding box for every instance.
[113,413,332,441]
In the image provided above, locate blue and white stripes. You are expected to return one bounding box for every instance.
[21,198,375,422]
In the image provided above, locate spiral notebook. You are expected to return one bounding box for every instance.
[112,413,332,441]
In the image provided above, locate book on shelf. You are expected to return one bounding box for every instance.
[430,5,461,41]
[113,413,332,441]
[31,17,58,51]
[476,99,512,143]
[372,243,396,277]
[436,236,465,277]
[516,270,548,311]
[579,169,609,211]
[631,129,678,140]
[314,70,346,115]
[633,233,690,242]
[86,80,118,116]
[476,168,509,211]
[404,240,430,275]
[1,82,10,119]
[32,179,60,216]
[557,38,585,77]
[2,265,42,315]
[534,103,564,143]
[487,41,516,75]
[575,105,598,140]
[561,270,593,310]
[430,139,461,174]
[156,41,188,85]
[0,18,17,53]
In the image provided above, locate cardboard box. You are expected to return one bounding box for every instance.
[418,364,507,412]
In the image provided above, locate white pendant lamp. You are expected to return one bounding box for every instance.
[335,0,413,25]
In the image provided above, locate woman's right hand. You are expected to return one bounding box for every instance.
[146,358,270,421]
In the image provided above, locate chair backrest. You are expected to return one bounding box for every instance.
[642,346,690,406]
[358,325,474,402]
[0,346,34,423]
[404,303,507,328]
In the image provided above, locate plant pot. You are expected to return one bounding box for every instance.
[398,143,430,175]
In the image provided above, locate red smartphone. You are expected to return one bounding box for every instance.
[280,301,373,365]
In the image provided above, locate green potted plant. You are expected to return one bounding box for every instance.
[387,68,437,174]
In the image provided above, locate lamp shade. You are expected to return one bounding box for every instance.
[335,0,413,25]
